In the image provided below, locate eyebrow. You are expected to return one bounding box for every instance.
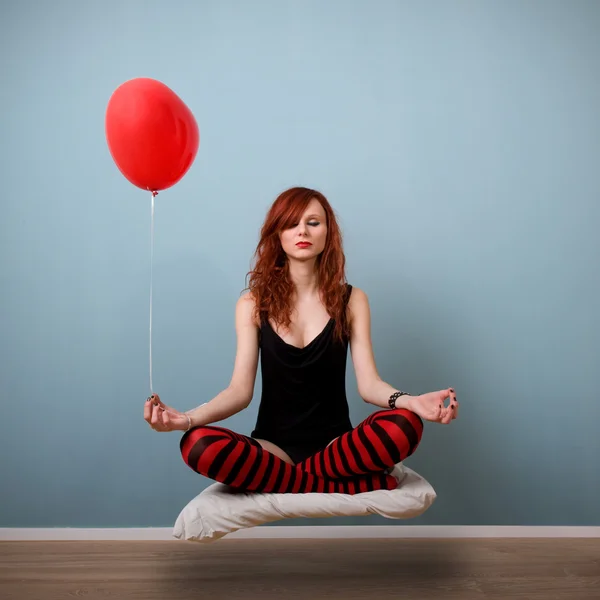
[305,214,324,219]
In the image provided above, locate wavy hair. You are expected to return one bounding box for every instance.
[245,187,350,342]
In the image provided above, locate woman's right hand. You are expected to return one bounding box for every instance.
[143,394,191,432]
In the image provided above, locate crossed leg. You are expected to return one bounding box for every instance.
[180,426,397,494]
[179,408,423,495]
[297,408,424,479]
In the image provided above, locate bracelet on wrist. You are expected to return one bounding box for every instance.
[388,391,410,410]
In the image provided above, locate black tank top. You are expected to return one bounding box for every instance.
[251,284,354,449]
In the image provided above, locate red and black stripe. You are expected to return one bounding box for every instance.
[179,425,397,494]
[298,409,424,478]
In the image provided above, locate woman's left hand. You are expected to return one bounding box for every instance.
[408,388,458,424]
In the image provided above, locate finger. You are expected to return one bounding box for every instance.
[158,405,171,431]
[149,394,166,409]
[162,409,172,431]
[445,401,458,422]
[437,405,450,425]
[433,394,447,420]
[444,406,455,424]
[436,403,446,421]
[435,389,451,411]
[150,403,163,427]
[441,391,454,422]
[144,398,153,422]
[449,388,458,420]
[438,389,453,414]
[438,404,450,424]
[452,400,459,420]
[151,393,175,414]
[150,418,168,432]
[159,405,174,431]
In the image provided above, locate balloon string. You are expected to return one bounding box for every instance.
[149,190,157,394]
[146,189,203,423]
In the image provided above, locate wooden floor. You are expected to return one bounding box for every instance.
[1,538,599,599]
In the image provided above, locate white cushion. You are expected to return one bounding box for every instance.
[172,463,436,543]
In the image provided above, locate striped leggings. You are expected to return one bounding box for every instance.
[180,408,423,495]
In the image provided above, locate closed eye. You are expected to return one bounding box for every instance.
[287,220,320,229]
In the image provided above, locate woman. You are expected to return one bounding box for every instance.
[144,187,459,495]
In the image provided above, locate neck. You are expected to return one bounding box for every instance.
[287,258,319,299]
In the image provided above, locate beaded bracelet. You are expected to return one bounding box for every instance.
[388,391,410,410]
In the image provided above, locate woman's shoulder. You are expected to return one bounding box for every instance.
[236,291,260,327]
[346,284,368,306]
[238,290,255,304]
[345,285,370,322]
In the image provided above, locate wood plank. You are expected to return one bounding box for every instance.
[1,539,599,599]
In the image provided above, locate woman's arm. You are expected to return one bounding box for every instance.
[348,287,458,424]
[185,292,260,427]
[348,287,414,410]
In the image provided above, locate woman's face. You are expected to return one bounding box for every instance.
[279,198,328,262]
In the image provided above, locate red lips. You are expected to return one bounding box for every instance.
[296,242,312,248]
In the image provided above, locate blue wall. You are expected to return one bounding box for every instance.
[1,0,598,528]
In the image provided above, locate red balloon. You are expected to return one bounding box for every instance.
[105,78,199,192]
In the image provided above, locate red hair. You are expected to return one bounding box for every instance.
[245,187,350,342]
